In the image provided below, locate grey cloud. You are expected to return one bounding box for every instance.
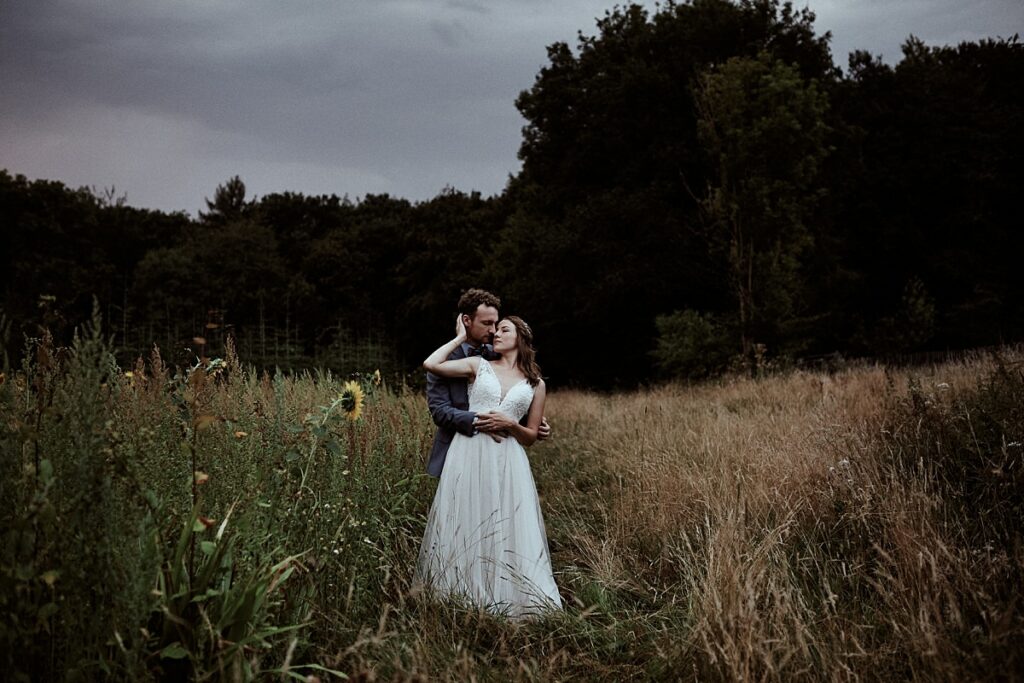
[1,0,1021,214]
[446,1,491,15]
[431,18,473,48]
[812,0,1024,65]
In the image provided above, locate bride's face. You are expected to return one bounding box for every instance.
[492,319,517,353]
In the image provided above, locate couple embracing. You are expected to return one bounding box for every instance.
[414,288,562,618]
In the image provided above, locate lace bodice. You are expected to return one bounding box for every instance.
[468,360,535,422]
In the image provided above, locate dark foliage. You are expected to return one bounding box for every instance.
[2,1,1022,387]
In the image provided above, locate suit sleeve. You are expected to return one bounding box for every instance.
[426,370,477,436]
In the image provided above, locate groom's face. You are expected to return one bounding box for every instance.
[464,305,499,346]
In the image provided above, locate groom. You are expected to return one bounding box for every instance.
[425,288,550,476]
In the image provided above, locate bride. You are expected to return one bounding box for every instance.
[415,314,561,618]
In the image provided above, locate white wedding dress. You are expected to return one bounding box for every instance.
[415,360,561,618]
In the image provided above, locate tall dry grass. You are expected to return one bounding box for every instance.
[542,355,1023,680]
[1,312,1020,681]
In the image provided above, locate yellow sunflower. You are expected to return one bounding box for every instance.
[339,380,365,421]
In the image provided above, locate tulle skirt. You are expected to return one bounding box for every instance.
[415,432,562,618]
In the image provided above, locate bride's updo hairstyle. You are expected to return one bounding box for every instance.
[504,316,542,387]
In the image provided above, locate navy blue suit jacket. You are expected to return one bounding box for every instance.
[425,342,496,477]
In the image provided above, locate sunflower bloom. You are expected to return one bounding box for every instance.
[339,381,364,421]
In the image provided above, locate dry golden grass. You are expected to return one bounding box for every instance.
[3,327,1020,681]
[535,353,1023,680]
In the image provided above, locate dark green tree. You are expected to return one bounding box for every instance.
[695,51,831,361]
[199,175,248,224]
[499,0,836,386]
[829,35,1024,353]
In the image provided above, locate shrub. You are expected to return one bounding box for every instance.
[651,309,733,379]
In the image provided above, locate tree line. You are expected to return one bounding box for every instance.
[2,0,1022,388]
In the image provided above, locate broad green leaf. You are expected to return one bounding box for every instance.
[39,459,54,483]
[37,602,59,620]
[160,643,189,660]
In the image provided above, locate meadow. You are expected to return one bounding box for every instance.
[1,316,1022,681]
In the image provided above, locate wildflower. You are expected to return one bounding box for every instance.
[124,371,134,379]
[194,471,210,485]
[206,358,226,376]
[339,381,364,421]
[372,369,382,386]
[233,430,248,438]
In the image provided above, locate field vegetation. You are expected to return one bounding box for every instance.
[2,315,1021,681]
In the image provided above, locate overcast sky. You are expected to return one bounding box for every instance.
[1,0,1021,216]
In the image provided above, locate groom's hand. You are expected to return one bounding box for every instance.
[537,416,551,442]
[475,413,512,442]
[474,413,492,431]
[474,413,500,432]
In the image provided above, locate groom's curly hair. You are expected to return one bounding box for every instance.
[457,288,501,318]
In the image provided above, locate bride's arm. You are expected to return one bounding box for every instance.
[423,316,479,378]
[479,381,546,447]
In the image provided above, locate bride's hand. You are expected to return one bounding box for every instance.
[454,314,468,342]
